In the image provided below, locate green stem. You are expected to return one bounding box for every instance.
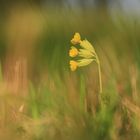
[96,56,103,108]
[95,54,102,94]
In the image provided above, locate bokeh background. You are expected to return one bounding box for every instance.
[0,0,140,140]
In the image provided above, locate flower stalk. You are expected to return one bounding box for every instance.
[69,33,103,94]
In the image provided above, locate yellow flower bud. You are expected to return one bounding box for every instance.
[70,60,78,71]
[69,47,79,57]
[71,33,81,45]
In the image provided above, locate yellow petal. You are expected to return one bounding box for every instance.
[70,60,78,71]
[69,46,79,57]
[71,33,81,45]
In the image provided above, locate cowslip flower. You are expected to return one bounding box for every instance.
[71,33,81,45]
[70,60,78,71]
[69,46,79,57]
[69,33,95,71]
[69,33,102,93]
[70,59,94,71]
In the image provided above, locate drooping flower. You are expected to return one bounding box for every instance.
[69,33,97,71]
[69,46,79,57]
[71,33,81,45]
[69,33,102,93]
[78,59,94,67]
[70,60,78,71]
[69,59,94,71]
[79,49,95,58]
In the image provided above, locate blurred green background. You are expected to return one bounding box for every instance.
[0,0,140,140]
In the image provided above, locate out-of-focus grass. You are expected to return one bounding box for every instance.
[0,7,140,140]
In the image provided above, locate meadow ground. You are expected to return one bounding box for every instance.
[0,8,140,140]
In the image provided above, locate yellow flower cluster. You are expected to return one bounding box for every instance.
[69,33,103,94]
[69,33,97,71]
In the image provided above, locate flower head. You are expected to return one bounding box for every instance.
[71,33,81,45]
[70,60,78,71]
[69,33,102,93]
[69,46,79,57]
[69,33,97,71]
